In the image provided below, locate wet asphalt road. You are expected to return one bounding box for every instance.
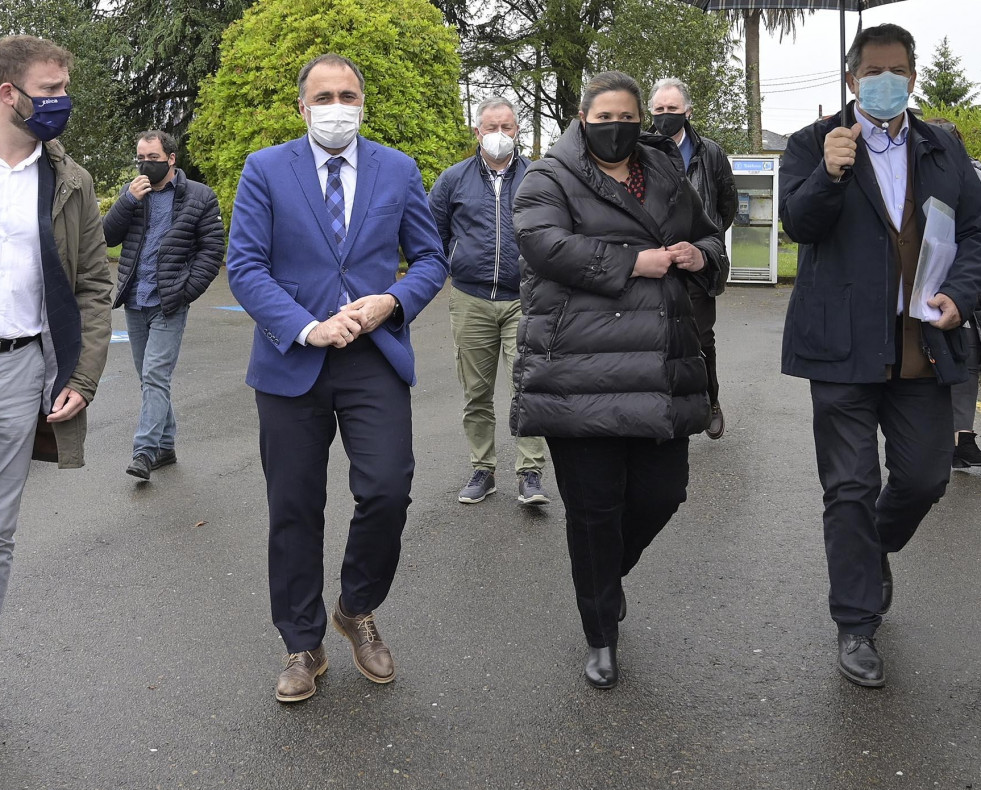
[1,273,978,790]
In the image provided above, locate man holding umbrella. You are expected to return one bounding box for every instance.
[780,23,981,687]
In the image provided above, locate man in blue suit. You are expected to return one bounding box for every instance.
[227,54,448,703]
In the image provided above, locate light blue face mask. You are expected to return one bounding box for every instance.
[857,71,912,122]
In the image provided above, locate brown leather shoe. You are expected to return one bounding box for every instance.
[275,645,328,703]
[706,402,725,440]
[331,597,396,684]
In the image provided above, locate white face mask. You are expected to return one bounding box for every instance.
[480,130,516,161]
[304,102,363,149]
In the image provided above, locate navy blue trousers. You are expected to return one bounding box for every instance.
[256,340,414,652]
[810,378,952,636]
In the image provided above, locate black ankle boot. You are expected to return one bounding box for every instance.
[954,431,981,468]
[585,643,619,689]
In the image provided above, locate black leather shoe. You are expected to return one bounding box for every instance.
[618,586,627,622]
[151,448,177,470]
[837,633,885,687]
[126,453,152,480]
[585,644,619,689]
[878,554,893,615]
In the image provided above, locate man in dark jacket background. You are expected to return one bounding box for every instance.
[103,130,225,481]
[649,77,736,440]
[780,24,981,688]
[429,97,549,506]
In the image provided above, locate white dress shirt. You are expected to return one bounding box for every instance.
[298,134,360,345]
[309,133,358,229]
[856,109,911,313]
[0,141,44,338]
[857,109,910,231]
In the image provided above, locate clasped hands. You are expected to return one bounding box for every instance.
[632,243,705,279]
[306,293,397,348]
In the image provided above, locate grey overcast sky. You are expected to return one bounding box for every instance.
[756,0,981,136]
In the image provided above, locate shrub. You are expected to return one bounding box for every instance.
[919,103,981,161]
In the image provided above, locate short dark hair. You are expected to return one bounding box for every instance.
[580,71,643,117]
[297,54,365,101]
[846,23,916,74]
[137,129,178,157]
[0,35,73,87]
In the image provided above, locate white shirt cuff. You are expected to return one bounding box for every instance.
[297,320,319,346]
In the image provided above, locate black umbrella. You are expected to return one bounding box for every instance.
[674,0,909,113]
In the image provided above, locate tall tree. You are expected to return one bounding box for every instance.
[110,0,255,176]
[463,0,613,141]
[597,0,747,154]
[917,36,978,108]
[727,9,809,152]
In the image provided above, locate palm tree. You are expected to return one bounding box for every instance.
[729,9,812,152]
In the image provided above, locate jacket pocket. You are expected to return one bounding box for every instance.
[921,322,969,386]
[545,297,569,361]
[367,201,400,217]
[791,283,851,362]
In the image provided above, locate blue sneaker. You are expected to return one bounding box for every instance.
[517,470,550,506]
[459,469,496,504]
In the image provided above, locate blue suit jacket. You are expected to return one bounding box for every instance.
[227,135,449,395]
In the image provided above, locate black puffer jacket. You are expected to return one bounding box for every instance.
[104,169,225,315]
[510,122,725,439]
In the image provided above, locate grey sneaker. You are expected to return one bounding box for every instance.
[517,470,550,506]
[459,469,496,503]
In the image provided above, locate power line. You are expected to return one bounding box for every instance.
[763,78,841,94]
[761,74,843,90]
[761,69,838,85]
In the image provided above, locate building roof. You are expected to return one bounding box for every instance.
[762,129,789,152]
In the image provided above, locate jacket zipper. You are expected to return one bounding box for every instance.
[125,197,151,299]
[546,298,569,361]
[448,239,460,276]
[491,174,502,299]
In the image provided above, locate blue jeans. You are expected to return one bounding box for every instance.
[125,304,188,460]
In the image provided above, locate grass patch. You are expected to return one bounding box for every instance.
[778,246,798,279]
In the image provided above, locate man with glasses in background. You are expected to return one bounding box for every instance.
[103,130,224,480]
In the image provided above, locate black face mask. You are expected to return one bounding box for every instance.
[582,120,640,164]
[650,112,687,137]
[138,160,171,184]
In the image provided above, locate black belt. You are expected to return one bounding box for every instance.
[0,335,39,353]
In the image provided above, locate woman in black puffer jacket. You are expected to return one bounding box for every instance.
[510,71,725,689]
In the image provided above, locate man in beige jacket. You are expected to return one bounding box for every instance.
[0,35,112,615]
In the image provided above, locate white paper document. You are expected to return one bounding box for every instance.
[909,197,957,322]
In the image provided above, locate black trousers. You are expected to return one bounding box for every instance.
[546,436,690,648]
[810,378,952,636]
[687,281,719,405]
[256,340,414,652]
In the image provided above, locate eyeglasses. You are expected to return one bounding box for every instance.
[133,155,168,164]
